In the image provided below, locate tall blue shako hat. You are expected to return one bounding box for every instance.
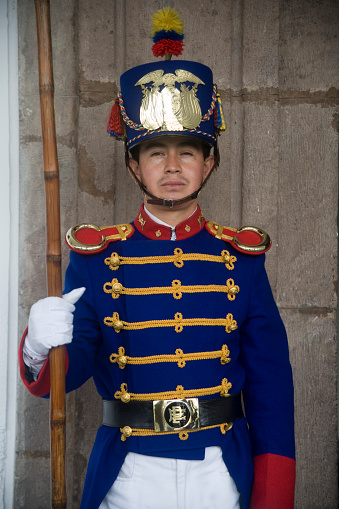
[107,7,226,207]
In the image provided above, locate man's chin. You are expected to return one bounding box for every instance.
[157,189,192,201]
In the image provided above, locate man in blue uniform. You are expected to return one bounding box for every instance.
[19,8,295,509]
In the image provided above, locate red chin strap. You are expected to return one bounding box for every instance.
[125,139,220,208]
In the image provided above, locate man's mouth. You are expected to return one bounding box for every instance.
[160,179,187,190]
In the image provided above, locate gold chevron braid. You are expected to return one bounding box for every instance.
[114,378,232,403]
[104,248,237,271]
[110,345,231,369]
[120,422,233,442]
[104,312,238,334]
[104,278,239,301]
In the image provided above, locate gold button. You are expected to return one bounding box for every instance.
[112,282,123,294]
[117,355,128,368]
[122,426,132,437]
[220,356,231,365]
[220,390,230,398]
[220,344,231,364]
[110,254,120,267]
[229,286,239,295]
[226,323,238,333]
[113,319,124,331]
[223,253,231,264]
[121,392,131,403]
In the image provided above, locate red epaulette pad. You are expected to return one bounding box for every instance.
[205,221,271,255]
[65,223,135,254]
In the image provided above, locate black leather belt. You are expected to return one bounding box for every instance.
[103,394,243,433]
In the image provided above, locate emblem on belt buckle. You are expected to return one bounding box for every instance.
[153,398,200,433]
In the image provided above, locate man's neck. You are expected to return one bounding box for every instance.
[143,197,198,227]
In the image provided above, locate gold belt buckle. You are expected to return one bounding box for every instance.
[153,398,200,433]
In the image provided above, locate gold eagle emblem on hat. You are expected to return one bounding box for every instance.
[135,69,205,131]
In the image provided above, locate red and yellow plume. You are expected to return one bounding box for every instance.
[151,7,184,60]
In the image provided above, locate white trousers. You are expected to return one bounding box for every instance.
[99,446,240,509]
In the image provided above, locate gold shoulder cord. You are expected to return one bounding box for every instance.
[104,248,237,271]
[110,344,231,369]
[103,278,239,301]
[104,312,238,334]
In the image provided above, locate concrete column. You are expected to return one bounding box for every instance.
[277,2,338,505]
[0,1,19,507]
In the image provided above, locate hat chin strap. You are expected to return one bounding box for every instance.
[125,139,220,208]
[145,184,202,208]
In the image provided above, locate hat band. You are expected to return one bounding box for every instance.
[127,129,216,148]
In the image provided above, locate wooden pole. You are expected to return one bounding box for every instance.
[34,1,67,507]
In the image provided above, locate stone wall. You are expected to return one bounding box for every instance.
[16,0,338,507]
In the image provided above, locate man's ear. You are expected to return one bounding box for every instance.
[128,158,140,178]
[203,155,215,181]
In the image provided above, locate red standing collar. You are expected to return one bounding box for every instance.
[134,204,206,240]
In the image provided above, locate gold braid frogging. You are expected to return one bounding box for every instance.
[104,278,239,301]
[104,248,237,271]
[104,312,238,334]
[120,421,233,441]
[110,344,231,368]
[114,378,232,403]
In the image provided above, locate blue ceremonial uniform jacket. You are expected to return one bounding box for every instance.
[20,205,295,509]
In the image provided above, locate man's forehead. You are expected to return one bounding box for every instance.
[140,138,202,152]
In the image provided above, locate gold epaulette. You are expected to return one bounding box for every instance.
[65,223,135,254]
[205,221,271,255]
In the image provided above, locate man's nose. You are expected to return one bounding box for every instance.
[165,151,181,172]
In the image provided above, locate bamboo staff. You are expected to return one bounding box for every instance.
[35,1,67,507]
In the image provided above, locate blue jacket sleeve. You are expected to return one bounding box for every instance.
[240,254,295,460]
[63,251,103,392]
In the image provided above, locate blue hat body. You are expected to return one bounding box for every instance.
[119,60,216,149]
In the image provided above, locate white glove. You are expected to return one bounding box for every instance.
[23,287,86,378]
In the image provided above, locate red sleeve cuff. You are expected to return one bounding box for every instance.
[18,328,69,398]
[250,453,296,509]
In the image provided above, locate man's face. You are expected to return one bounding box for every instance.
[129,137,214,202]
